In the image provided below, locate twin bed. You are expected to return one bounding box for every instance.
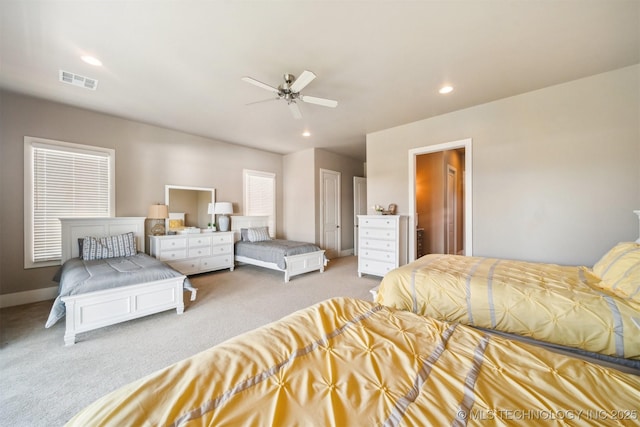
[376,242,640,366]
[231,215,326,282]
[46,217,196,346]
[67,297,639,425]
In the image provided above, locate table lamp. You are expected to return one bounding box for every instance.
[214,202,233,232]
[147,204,169,235]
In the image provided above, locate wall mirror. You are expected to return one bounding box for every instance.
[165,185,216,230]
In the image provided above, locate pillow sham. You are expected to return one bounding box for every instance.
[591,242,640,301]
[82,232,137,260]
[240,228,249,242]
[247,226,271,242]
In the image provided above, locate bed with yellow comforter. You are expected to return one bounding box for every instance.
[376,242,640,362]
[67,297,639,426]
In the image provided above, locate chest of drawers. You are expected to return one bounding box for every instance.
[357,215,408,278]
[150,232,234,275]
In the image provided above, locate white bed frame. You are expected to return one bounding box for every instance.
[231,216,326,283]
[59,217,194,346]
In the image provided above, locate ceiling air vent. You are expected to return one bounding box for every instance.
[59,70,98,90]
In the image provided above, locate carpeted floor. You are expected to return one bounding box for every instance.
[0,256,380,426]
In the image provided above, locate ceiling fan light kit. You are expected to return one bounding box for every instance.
[242,70,338,119]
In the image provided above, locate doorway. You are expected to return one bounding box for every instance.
[408,139,472,261]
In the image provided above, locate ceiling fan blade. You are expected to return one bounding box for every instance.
[300,95,338,108]
[288,102,302,119]
[246,97,280,106]
[241,76,280,93]
[290,70,316,93]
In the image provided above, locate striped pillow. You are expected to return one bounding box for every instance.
[247,226,271,242]
[592,242,640,301]
[82,232,137,260]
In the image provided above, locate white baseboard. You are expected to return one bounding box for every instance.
[0,286,58,308]
[339,248,354,257]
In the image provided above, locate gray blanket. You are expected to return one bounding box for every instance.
[235,239,324,270]
[46,253,192,328]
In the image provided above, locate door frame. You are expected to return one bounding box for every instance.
[353,176,367,256]
[446,164,458,254]
[408,138,473,261]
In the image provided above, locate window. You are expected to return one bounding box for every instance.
[24,137,115,268]
[243,169,276,237]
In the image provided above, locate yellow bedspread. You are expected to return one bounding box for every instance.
[376,254,640,360]
[67,298,639,426]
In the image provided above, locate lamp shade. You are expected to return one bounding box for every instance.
[148,204,169,219]
[207,203,215,215]
[213,202,233,215]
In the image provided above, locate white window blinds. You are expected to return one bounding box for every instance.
[243,170,276,236]
[25,138,114,267]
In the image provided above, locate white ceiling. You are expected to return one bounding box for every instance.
[1,1,638,162]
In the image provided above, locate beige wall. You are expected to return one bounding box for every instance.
[283,149,316,243]
[367,65,640,266]
[283,148,365,253]
[0,91,283,296]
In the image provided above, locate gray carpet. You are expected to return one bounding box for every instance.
[0,256,379,426]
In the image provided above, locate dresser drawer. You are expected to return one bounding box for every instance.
[360,217,396,229]
[361,228,397,240]
[360,238,395,251]
[159,238,187,251]
[211,244,233,255]
[360,248,396,263]
[200,254,233,270]
[358,259,395,277]
[158,249,187,261]
[188,236,212,247]
[168,259,200,275]
[211,233,234,244]
[188,246,212,258]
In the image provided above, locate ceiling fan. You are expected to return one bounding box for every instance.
[242,70,338,119]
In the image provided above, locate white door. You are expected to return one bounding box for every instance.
[353,177,367,255]
[320,169,341,259]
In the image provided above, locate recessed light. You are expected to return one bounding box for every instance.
[81,55,102,66]
[439,85,454,94]
[302,131,311,137]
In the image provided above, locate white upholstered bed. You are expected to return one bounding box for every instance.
[231,215,326,282]
[49,217,196,346]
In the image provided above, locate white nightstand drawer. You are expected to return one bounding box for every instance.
[189,236,212,247]
[360,217,396,229]
[158,249,187,261]
[188,246,212,258]
[159,238,187,250]
[360,239,395,251]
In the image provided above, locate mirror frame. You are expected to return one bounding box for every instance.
[164,185,216,229]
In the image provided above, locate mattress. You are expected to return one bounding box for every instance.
[67,297,640,426]
[46,253,192,328]
[376,254,640,360]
